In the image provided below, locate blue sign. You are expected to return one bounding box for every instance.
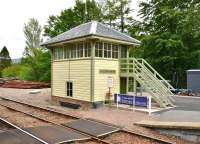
[114,94,148,107]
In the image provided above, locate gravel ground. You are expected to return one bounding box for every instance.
[75,140,101,144]
[104,132,161,144]
[0,88,194,144]
[0,105,51,128]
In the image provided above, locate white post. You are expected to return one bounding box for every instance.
[132,95,135,111]
[148,96,152,115]
[117,94,119,109]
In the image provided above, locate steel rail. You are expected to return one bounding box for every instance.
[0,117,49,144]
[0,97,175,144]
[0,99,112,144]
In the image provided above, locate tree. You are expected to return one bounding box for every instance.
[101,0,118,27]
[0,46,11,76]
[139,0,200,88]
[23,18,51,82]
[24,18,42,56]
[44,0,103,37]
[102,0,132,32]
[21,49,51,82]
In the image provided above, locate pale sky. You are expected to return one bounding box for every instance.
[0,0,141,59]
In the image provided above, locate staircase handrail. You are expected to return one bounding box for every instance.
[132,59,174,97]
[119,58,174,107]
[131,64,169,107]
[135,58,175,90]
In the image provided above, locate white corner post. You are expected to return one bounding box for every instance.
[117,94,119,109]
[148,96,152,115]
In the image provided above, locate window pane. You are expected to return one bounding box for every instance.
[71,44,77,58]
[70,82,73,89]
[95,42,99,57]
[54,49,57,60]
[108,44,111,58]
[69,90,73,97]
[99,43,103,57]
[85,42,91,57]
[104,43,108,58]
[95,42,103,57]
[67,82,73,97]
[54,48,63,60]
[121,45,127,58]
[77,43,83,58]
[58,48,63,59]
[67,90,70,96]
[112,44,119,59]
[64,47,68,59]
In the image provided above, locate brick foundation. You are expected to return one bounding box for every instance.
[51,96,102,110]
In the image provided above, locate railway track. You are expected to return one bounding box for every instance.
[0,116,49,144]
[0,97,174,144]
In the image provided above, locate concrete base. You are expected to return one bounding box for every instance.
[156,128,200,143]
[135,120,200,143]
[51,96,103,109]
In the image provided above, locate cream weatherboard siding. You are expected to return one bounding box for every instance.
[94,59,120,102]
[52,59,91,102]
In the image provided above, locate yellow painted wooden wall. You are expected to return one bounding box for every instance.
[52,59,91,102]
[94,59,120,102]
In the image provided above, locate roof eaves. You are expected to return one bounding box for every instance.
[41,34,95,47]
[90,35,140,46]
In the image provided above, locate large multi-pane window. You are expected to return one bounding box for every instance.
[96,42,119,59]
[54,42,92,60]
[53,41,122,60]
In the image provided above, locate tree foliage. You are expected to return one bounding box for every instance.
[22,18,51,82]
[24,18,42,56]
[21,49,51,82]
[139,0,200,88]
[0,46,11,77]
[44,0,103,37]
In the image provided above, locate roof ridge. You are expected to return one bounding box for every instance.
[97,22,141,43]
[89,21,97,34]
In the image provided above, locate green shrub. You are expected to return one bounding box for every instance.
[2,64,21,78]
[18,66,35,81]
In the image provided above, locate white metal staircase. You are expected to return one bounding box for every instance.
[120,58,175,108]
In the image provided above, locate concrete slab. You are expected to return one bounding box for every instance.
[153,108,200,122]
[135,120,200,130]
[25,125,90,143]
[174,95,200,110]
[64,119,120,137]
[151,96,200,122]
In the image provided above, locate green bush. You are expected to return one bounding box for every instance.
[2,64,36,81]
[18,66,35,81]
[2,49,51,83]
[2,64,22,78]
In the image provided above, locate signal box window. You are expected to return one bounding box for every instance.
[67,82,73,97]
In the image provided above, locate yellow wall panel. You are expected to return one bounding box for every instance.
[52,60,91,102]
